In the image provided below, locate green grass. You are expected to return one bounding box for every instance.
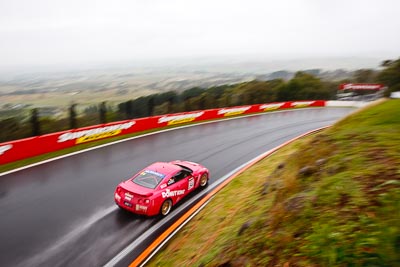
[149,99,400,267]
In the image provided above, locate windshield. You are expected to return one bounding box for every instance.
[132,170,166,189]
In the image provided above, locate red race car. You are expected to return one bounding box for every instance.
[114,160,209,216]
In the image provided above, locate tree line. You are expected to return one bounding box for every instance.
[1,58,399,143]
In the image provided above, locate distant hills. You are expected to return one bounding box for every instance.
[0,56,386,109]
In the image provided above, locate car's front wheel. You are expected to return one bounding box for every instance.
[160,199,173,216]
[199,173,208,188]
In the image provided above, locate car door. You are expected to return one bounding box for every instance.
[168,170,191,203]
[162,171,184,204]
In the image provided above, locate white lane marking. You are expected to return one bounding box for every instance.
[1,108,324,176]
[17,205,117,267]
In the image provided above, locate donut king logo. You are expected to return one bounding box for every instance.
[58,121,135,144]
[162,189,185,198]
[218,106,251,117]
[158,112,204,125]
[0,144,13,155]
[291,101,315,108]
[260,103,285,111]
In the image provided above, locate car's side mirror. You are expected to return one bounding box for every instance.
[167,178,175,185]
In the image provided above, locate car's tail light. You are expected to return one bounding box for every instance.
[115,186,124,201]
[116,186,122,194]
[137,199,150,204]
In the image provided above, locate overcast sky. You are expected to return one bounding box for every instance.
[0,0,399,72]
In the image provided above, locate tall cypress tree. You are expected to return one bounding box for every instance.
[183,96,190,112]
[125,100,133,119]
[167,97,174,113]
[147,96,154,116]
[30,108,40,136]
[69,104,77,129]
[99,101,107,123]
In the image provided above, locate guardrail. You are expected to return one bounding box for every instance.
[0,100,326,165]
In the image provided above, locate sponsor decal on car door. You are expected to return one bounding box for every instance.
[162,177,185,202]
[176,177,188,202]
[188,176,195,190]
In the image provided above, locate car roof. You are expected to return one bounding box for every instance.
[146,162,182,177]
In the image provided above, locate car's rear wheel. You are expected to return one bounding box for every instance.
[160,199,173,216]
[199,173,208,187]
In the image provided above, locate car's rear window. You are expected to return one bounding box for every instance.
[132,170,166,189]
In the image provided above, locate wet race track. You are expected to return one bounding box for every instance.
[0,107,355,267]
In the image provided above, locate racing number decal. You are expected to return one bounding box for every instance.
[188,177,195,190]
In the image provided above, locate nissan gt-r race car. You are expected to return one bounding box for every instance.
[114,160,209,216]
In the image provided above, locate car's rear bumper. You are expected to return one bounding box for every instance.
[115,200,157,216]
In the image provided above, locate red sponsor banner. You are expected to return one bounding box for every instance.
[216,106,255,117]
[256,100,325,111]
[0,137,40,165]
[56,120,137,145]
[0,101,326,165]
[155,111,210,126]
[339,83,385,90]
[257,102,292,111]
[289,100,325,108]
[0,121,139,165]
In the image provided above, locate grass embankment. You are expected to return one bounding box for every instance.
[149,99,400,267]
